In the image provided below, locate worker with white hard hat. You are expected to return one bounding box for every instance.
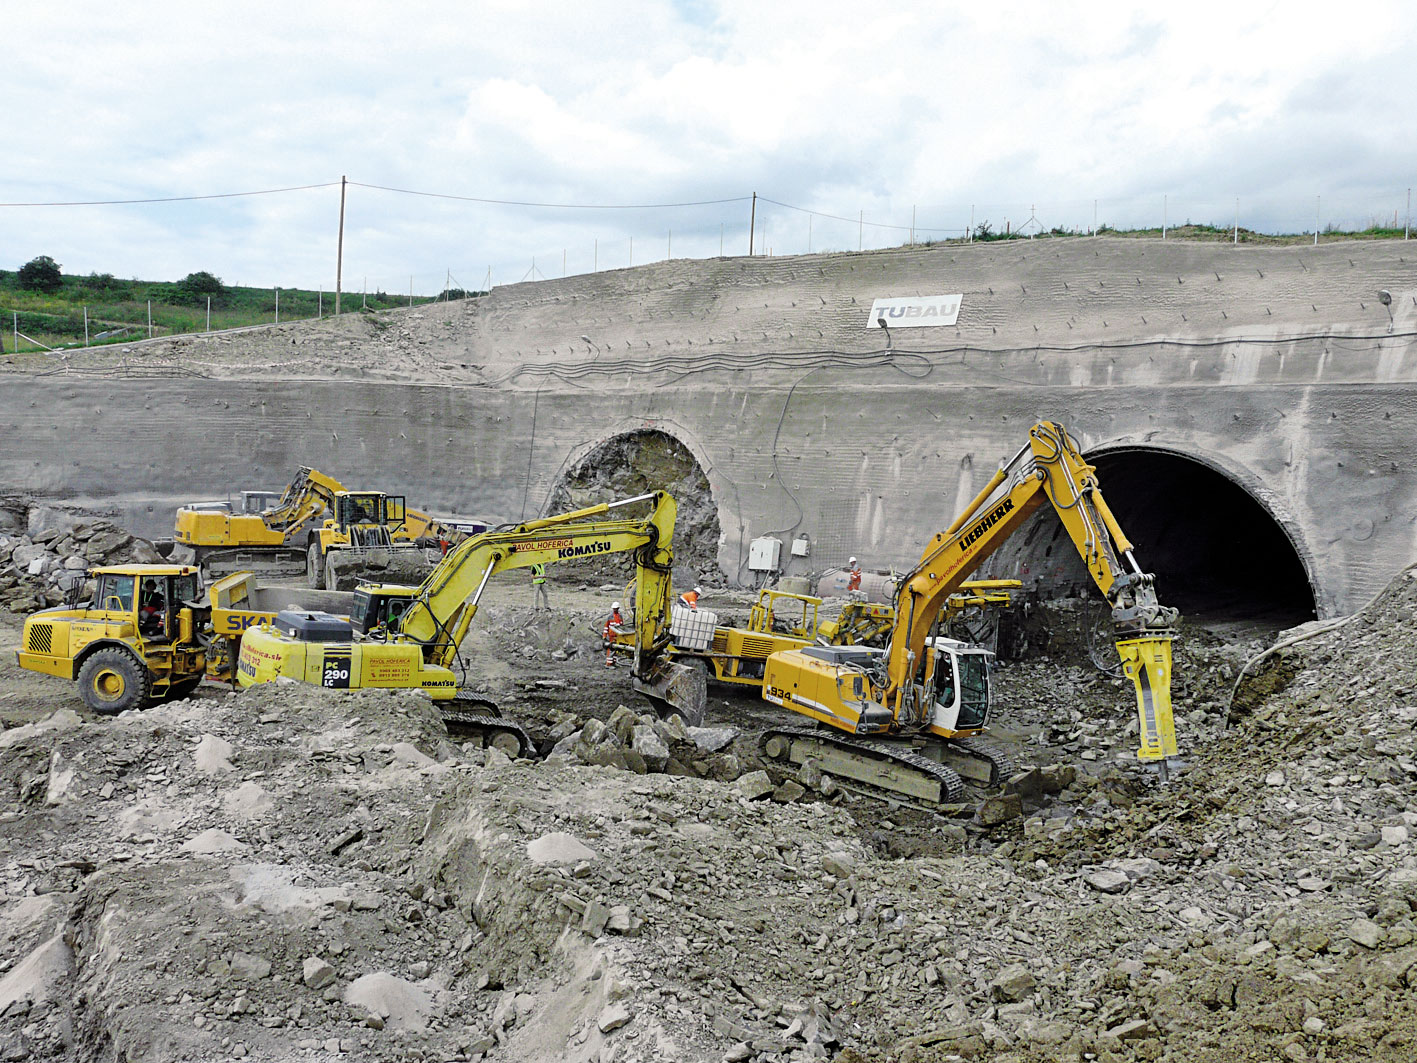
[847,557,863,595]
[602,601,625,667]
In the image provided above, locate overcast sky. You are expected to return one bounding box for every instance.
[6,0,1415,294]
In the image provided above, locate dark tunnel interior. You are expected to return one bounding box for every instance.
[981,449,1318,628]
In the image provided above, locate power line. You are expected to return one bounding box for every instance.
[0,181,341,208]
[758,196,963,235]
[349,180,753,210]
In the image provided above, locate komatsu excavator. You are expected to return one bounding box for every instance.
[233,492,707,755]
[173,466,465,587]
[761,421,1180,807]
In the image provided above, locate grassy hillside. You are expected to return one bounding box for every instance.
[0,271,476,354]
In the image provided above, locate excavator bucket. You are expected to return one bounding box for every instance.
[1117,637,1179,761]
[634,658,707,728]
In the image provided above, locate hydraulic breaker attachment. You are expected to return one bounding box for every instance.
[634,657,707,728]
[1117,636,1178,763]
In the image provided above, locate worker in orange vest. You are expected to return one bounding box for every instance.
[847,557,863,597]
[602,602,625,667]
[680,586,701,610]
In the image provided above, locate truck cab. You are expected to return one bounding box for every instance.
[17,564,207,713]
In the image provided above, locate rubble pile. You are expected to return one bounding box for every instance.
[0,570,1412,1061]
[0,502,164,613]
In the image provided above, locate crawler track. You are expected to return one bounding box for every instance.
[761,725,968,805]
[441,695,535,759]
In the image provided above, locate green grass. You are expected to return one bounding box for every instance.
[0,272,480,354]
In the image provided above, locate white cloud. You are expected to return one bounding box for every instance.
[4,0,1414,289]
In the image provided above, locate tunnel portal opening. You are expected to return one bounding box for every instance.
[982,449,1317,628]
[547,430,721,586]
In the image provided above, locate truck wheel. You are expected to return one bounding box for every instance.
[306,543,323,588]
[78,648,152,716]
[323,551,341,591]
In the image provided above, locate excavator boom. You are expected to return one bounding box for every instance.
[885,421,1178,758]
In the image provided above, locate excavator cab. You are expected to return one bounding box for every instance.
[924,638,992,733]
[349,583,419,635]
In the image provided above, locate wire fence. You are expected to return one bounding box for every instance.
[3,178,1414,354]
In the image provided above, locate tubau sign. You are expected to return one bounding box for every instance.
[866,295,962,329]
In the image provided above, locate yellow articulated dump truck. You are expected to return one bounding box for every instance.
[15,566,352,715]
[233,492,708,754]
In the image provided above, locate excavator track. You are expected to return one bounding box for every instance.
[761,725,968,806]
[441,696,534,759]
[942,735,1023,787]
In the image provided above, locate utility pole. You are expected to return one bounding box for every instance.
[858,210,863,251]
[1163,194,1167,240]
[909,205,915,245]
[749,192,757,256]
[1315,195,1320,246]
[808,214,812,253]
[408,276,413,307]
[1234,197,1239,245]
[335,175,347,316]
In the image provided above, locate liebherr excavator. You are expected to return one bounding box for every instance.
[761,421,1180,807]
[234,492,707,755]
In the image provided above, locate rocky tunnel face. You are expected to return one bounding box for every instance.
[546,430,721,585]
[982,449,1317,627]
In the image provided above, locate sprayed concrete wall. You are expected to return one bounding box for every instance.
[1,238,1413,616]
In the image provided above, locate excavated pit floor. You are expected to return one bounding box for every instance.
[3,570,1414,1062]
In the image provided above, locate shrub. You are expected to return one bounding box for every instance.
[18,255,63,293]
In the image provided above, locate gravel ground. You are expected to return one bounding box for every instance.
[0,570,1413,1062]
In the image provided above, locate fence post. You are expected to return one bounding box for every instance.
[84,306,90,346]
[1163,194,1167,240]
[1315,195,1320,246]
[1406,188,1411,240]
[12,311,17,353]
[206,296,211,332]
[275,287,280,324]
[1234,198,1239,245]
[147,300,153,338]
[318,289,322,319]
[408,276,413,308]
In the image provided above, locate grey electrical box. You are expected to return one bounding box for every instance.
[748,536,782,572]
[791,535,810,558]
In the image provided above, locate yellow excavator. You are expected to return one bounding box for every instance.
[233,492,707,754]
[173,466,466,588]
[761,421,1180,806]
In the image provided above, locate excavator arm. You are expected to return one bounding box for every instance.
[387,491,703,723]
[262,467,347,533]
[885,421,1179,761]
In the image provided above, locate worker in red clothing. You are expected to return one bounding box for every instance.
[847,557,863,599]
[680,586,702,610]
[602,601,625,667]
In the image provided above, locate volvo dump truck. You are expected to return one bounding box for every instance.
[760,421,1180,807]
[233,492,707,754]
[14,566,350,714]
